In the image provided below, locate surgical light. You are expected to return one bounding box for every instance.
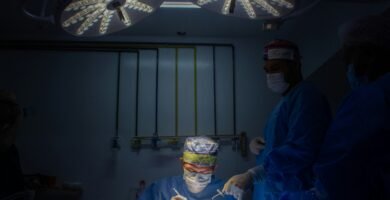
[61,0,164,36]
[192,0,295,19]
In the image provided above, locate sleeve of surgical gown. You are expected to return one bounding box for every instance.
[313,86,388,200]
[263,86,332,191]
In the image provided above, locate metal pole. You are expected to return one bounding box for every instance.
[155,49,160,136]
[213,46,218,136]
[232,46,237,136]
[175,48,179,137]
[135,52,140,137]
[115,52,121,137]
[194,47,198,136]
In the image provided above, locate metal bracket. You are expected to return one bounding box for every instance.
[22,0,56,24]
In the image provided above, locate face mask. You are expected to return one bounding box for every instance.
[266,73,290,94]
[183,169,212,193]
[346,64,368,89]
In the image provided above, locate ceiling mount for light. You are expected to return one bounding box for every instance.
[160,1,201,9]
[61,0,164,36]
[192,0,295,19]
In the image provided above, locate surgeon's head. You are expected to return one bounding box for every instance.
[339,13,390,89]
[0,90,22,152]
[263,39,303,95]
[181,136,219,194]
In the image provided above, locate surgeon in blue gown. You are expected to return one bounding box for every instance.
[280,13,390,200]
[223,40,332,200]
[139,136,235,200]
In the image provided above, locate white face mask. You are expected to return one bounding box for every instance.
[266,73,290,94]
[183,169,212,194]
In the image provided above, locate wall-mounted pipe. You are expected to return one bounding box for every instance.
[174,46,198,137]
[212,46,218,136]
[193,47,198,136]
[232,46,237,136]
[115,53,121,138]
[0,41,234,51]
[175,48,179,137]
[113,51,139,149]
[135,51,140,137]
[111,52,122,150]
[132,48,159,138]
[155,50,160,138]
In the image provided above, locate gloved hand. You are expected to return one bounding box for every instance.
[249,136,266,155]
[222,172,253,200]
[224,185,244,200]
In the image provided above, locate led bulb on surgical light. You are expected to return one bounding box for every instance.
[193,0,294,19]
[253,0,280,17]
[221,0,233,15]
[61,0,163,36]
[240,0,256,18]
[270,0,293,9]
[197,0,218,6]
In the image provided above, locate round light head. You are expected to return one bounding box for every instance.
[61,0,164,36]
[192,0,295,19]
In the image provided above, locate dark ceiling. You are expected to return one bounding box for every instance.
[0,0,389,40]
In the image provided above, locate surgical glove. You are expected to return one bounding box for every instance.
[249,136,266,155]
[247,165,266,183]
[223,172,252,199]
[224,185,244,200]
[171,195,188,200]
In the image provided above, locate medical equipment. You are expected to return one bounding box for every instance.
[211,189,225,200]
[171,188,188,200]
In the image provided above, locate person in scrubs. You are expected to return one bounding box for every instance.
[281,13,390,200]
[139,136,235,200]
[223,40,332,200]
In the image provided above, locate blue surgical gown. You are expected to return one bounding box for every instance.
[139,175,235,200]
[254,82,332,200]
[312,73,390,200]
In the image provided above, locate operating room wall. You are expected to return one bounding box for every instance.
[286,2,389,112]
[270,1,390,76]
[0,38,278,200]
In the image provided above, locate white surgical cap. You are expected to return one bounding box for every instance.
[339,14,390,48]
[183,136,219,155]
